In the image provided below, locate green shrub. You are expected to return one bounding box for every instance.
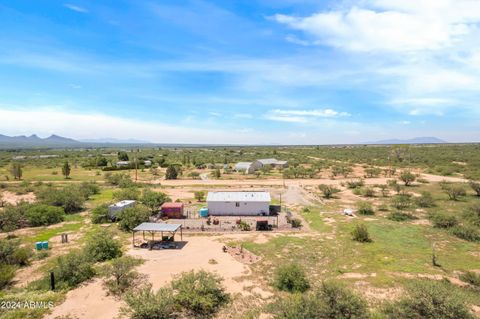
[91,204,111,224]
[141,189,170,213]
[451,224,480,242]
[351,224,372,243]
[443,185,467,201]
[78,181,100,198]
[356,201,374,215]
[346,179,365,189]
[399,171,416,186]
[0,264,16,289]
[273,263,310,293]
[291,218,302,228]
[105,172,133,188]
[0,238,32,266]
[172,270,230,318]
[0,203,26,232]
[382,280,474,319]
[122,285,176,319]
[272,281,370,319]
[318,184,341,199]
[459,271,480,287]
[37,185,86,213]
[84,229,122,262]
[362,187,375,197]
[102,256,143,296]
[388,211,417,222]
[415,191,435,208]
[238,220,251,231]
[430,213,458,228]
[463,204,480,226]
[390,194,413,210]
[50,250,95,289]
[117,205,151,232]
[113,187,141,201]
[26,204,65,226]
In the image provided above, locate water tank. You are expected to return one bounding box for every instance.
[35,242,43,251]
[42,241,49,250]
[199,207,209,217]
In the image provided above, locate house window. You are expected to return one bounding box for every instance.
[235,202,240,207]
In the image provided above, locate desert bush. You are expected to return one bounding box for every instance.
[273,263,310,293]
[463,204,480,226]
[443,184,467,201]
[390,194,413,211]
[291,218,302,228]
[50,250,95,289]
[0,264,16,289]
[194,191,205,202]
[172,270,230,318]
[117,205,151,232]
[351,224,372,242]
[318,184,341,199]
[382,280,474,319]
[460,271,480,287]
[356,201,374,215]
[113,187,141,201]
[362,187,375,197]
[91,204,111,224]
[122,285,177,319]
[78,181,100,198]
[399,171,416,186]
[388,211,417,222]
[415,191,435,208]
[0,238,32,266]
[430,213,458,228]
[364,167,382,178]
[105,172,133,188]
[0,203,26,232]
[451,224,480,242]
[102,256,143,296]
[25,204,65,226]
[238,220,251,231]
[346,179,365,189]
[272,281,370,319]
[469,180,480,196]
[37,185,86,213]
[84,229,122,262]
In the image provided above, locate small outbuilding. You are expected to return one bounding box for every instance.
[253,158,288,169]
[161,202,184,219]
[207,191,271,216]
[108,200,136,220]
[116,161,131,168]
[132,222,183,248]
[234,162,256,174]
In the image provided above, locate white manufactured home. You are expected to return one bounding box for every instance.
[207,191,271,216]
[108,200,136,219]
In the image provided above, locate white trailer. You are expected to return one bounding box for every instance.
[207,192,271,216]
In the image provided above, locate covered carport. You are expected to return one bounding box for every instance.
[132,222,183,248]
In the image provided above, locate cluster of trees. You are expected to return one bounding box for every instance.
[36,182,99,213]
[271,263,475,319]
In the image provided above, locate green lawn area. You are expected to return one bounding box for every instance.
[20,166,103,182]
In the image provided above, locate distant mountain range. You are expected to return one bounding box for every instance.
[0,133,453,149]
[367,137,447,145]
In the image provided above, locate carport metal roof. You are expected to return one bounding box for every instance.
[133,222,182,232]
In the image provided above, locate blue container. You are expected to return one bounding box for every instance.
[35,242,43,251]
[199,208,209,217]
[42,241,49,250]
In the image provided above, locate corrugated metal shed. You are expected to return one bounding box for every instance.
[234,162,253,170]
[207,191,271,202]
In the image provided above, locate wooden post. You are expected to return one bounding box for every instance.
[132,231,135,247]
[50,272,55,290]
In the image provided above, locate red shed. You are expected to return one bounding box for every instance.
[161,202,184,219]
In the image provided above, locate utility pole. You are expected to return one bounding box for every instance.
[135,148,138,182]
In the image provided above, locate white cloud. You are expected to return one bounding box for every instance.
[64,4,88,13]
[274,0,480,53]
[265,108,350,123]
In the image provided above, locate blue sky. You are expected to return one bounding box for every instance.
[0,0,479,144]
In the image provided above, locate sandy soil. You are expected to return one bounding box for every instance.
[45,235,269,319]
[1,191,36,205]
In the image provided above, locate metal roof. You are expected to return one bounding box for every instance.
[234,162,253,169]
[207,191,271,202]
[256,158,287,165]
[133,222,182,232]
[161,202,184,208]
[109,200,136,208]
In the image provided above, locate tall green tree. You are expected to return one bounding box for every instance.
[165,165,178,180]
[62,161,71,179]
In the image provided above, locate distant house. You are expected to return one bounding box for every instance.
[253,158,288,169]
[161,202,184,219]
[116,161,131,168]
[207,191,271,216]
[144,160,152,166]
[234,162,256,174]
[108,200,136,220]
